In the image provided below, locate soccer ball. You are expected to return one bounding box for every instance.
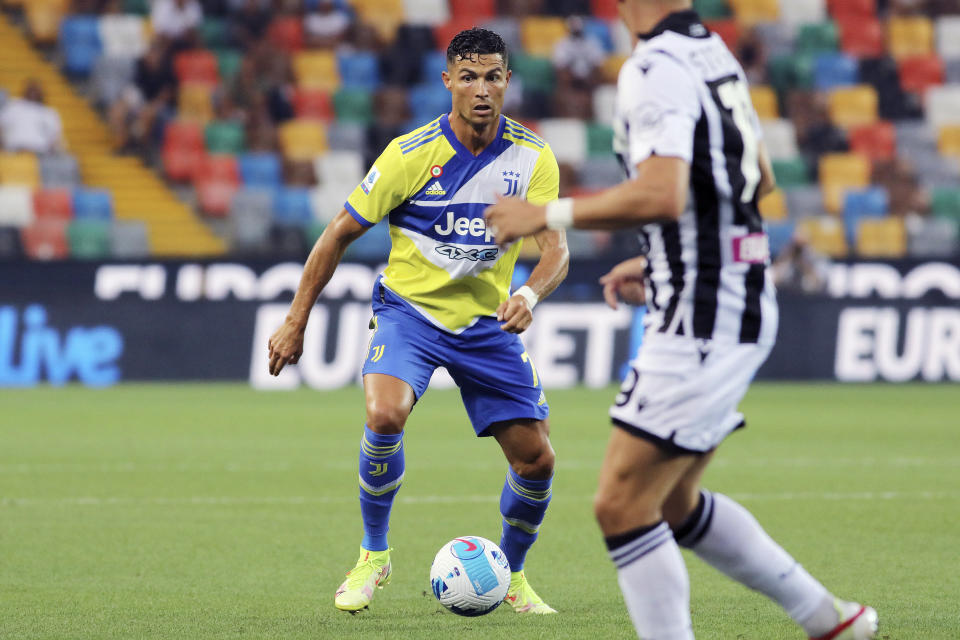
[429,536,511,616]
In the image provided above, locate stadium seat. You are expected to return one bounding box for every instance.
[592,0,623,19]
[26,0,68,45]
[72,188,114,221]
[583,18,614,53]
[59,15,102,76]
[775,0,824,25]
[91,55,135,107]
[274,187,315,226]
[0,153,41,187]
[433,17,478,58]
[67,221,111,259]
[293,88,334,121]
[21,220,69,260]
[828,85,878,128]
[924,85,960,128]
[178,83,214,124]
[750,85,779,118]
[33,188,73,222]
[705,19,740,51]
[0,186,35,227]
[326,122,366,152]
[601,54,629,83]
[310,183,351,224]
[408,84,451,127]
[267,16,304,53]
[314,150,365,189]
[337,51,381,91]
[837,16,884,58]
[795,21,838,54]
[279,119,328,162]
[592,84,617,126]
[827,0,874,20]
[765,220,796,257]
[510,54,556,95]
[110,220,149,258]
[200,17,228,48]
[586,123,614,157]
[937,124,960,157]
[0,227,24,260]
[577,156,623,190]
[856,217,906,257]
[911,150,960,189]
[843,186,889,244]
[352,0,404,43]
[39,154,79,188]
[819,152,870,213]
[162,121,204,182]
[907,216,958,257]
[520,16,568,57]
[195,155,240,218]
[99,14,146,58]
[175,50,219,86]
[238,153,282,189]
[849,121,896,161]
[402,0,449,26]
[759,187,788,221]
[772,157,809,187]
[293,51,340,92]
[768,53,814,93]
[449,0,495,20]
[754,22,795,58]
[204,120,245,154]
[814,52,858,90]
[333,88,373,125]
[888,16,934,60]
[797,216,848,256]
[123,0,149,14]
[216,48,243,82]
[538,119,587,166]
[761,119,800,159]
[420,50,449,85]
[785,185,824,218]
[935,16,960,60]
[931,186,960,223]
[898,55,944,95]
[230,188,273,249]
[728,0,779,24]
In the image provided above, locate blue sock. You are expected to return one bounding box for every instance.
[358,426,405,551]
[499,467,552,572]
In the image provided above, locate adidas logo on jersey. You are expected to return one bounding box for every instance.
[425,181,446,196]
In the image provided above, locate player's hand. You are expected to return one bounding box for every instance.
[496,294,533,333]
[484,196,546,245]
[267,319,305,376]
[599,257,648,310]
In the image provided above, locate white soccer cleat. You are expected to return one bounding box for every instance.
[810,600,878,640]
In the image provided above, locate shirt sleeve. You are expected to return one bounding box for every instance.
[618,53,701,167]
[526,143,560,206]
[344,140,409,227]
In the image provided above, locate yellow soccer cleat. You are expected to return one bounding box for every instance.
[334,548,392,612]
[503,570,557,614]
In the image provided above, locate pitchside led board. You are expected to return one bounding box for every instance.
[1,260,958,388]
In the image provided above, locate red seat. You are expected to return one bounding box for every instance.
[174,50,219,86]
[194,154,239,217]
[434,17,478,55]
[21,221,69,260]
[828,0,875,20]
[162,121,204,182]
[293,88,334,121]
[195,154,240,184]
[590,0,620,19]
[838,16,884,58]
[705,19,740,52]
[268,16,303,53]
[449,0,495,20]
[898,54,944,94]
[849,121,896,161]
[33,188,73,221]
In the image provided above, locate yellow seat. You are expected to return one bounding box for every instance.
[350,0,403,43]
[819,152,871,214]
[887,16,933,59]
[729,0,779,25]
[601,54,629,83]
[0,152,41,187]
[26,0,69,45]
[279,119,328,161]
[750,85,778,119]
[177,83,213,124]
[856,217,906,257]
[521,16,568,57]
[293,51,340,92]
[798,217,848,257]
[937,125,960,157]
[828,85,878,129]
[759,188,787,221]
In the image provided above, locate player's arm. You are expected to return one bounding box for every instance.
[757,139,776,198]
[268,210,367,375]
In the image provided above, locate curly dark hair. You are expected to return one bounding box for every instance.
[446,27,508,66]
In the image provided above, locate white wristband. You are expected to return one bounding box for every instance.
[514,285,539,310]
[545,198,574,230]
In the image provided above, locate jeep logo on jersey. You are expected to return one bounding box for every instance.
[433,211,495,243]
[435,244,499,262]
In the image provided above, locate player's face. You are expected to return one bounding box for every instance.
[443,54,510,129]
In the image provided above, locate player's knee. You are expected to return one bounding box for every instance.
[365,402,408,435]
[510,443,555,480]
[593,487,660,534]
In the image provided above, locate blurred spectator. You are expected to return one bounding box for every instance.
[0,79,65,154]
[151,0,203,49]
[230,0,271,51]
[874,158,928,218]
[305,0,350,49]
[107,42,176,151]
[737,28,767,86]
[552,16,606,90]
[786,91,848,163]
[771,232,832,294]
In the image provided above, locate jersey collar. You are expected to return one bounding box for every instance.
[637,9,709,42]
[439,113,508,162]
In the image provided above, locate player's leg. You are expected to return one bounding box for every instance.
[488,418,557,614]
[593,427,703,640]
[666,467,878,639]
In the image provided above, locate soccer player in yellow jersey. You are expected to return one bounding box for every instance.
[267,28,568,614]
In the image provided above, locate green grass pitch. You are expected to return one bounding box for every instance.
[1,383,958,639]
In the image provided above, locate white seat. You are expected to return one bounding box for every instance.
[760,118,799,160]
[402,0,449,26]
[592,84,618,126]
[311,184,355,224]
[0,186,34,227]
[776,0,825,25]
[99,15,146,58]
[924,84,960,128]
[313,150,365,189]
[935,16,960,60]
[611,19,633,55]
[537,118,587,165]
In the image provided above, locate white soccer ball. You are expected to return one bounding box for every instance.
[429,536,511,616]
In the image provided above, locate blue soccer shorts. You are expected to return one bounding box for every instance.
[361,281,549,436]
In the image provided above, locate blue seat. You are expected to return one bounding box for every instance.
[238,153,282,188]
[273,187,314,226]
[72,188,114,221]
[420,51,448,84]
[583,18,614,52]
[842,187,889,244]
[813,52,857,90]
[59,16,102,76]
[408,84,451,127]
[345,220,391,259]
[765,221,796,258]
[337,51,381,90]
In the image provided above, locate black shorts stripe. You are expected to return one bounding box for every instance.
[690,112,721,341]
[739,263,765,343]
[659,222,685,333]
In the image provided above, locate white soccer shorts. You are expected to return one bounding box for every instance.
[609,334,773,454]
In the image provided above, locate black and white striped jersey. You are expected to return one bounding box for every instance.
[613,10,778,346]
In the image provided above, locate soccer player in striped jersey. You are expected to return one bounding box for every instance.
[268,28,567,614]
[485,1,877,638]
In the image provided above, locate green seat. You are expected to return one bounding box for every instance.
[693,0,730,19]
[68,221,111,259]
[510,54,555,95]
[586,123,614,157]
[205,121,245,154]
[796,22,838,54]
[200,18,228,48]
[216,49,243,81]
[772,158,809,188]
[304,222,326,245]
[122,0,149,15]
[930,187,960,222]
[333,88,373,125]
[768,54,814,94]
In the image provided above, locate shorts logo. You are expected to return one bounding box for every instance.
[430,164,444,177]
[360,165,381,195]
[369,344,385,363]
[435,244,499,262]
[425,180,446,196]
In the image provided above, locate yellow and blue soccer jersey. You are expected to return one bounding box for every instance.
[344,114,559,333]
